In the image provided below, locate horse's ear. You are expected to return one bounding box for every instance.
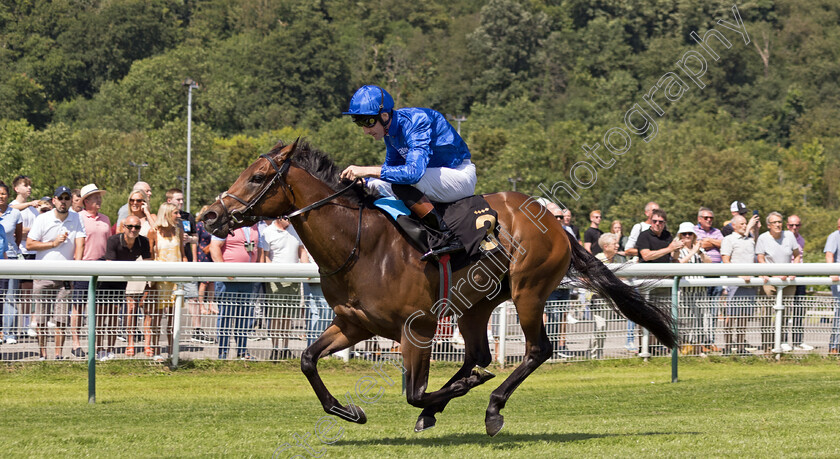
[277,137,299,161]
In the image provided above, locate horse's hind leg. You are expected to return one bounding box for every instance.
[485,292,552,436]
[300,317,373,424]
[400,316,486,412]
[415,304,496,432]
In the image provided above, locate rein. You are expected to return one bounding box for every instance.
[283,178,364,278]
[315,204,364,278]
[218,152,365,277]
[283,178,360,219]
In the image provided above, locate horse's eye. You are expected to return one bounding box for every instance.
[251,174,266,184]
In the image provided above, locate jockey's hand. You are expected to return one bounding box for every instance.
[340,165,380,181]
[340,165,362,181]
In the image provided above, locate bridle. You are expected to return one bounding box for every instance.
[217,152,363,277]
[219,153,290,226]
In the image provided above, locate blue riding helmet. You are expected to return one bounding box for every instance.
[343,85,394,115]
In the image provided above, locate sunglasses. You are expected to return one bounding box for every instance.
[651,219,666,224]
[352,115,378,128]
[125,224,142,230]
[699,216,713,220]
[787,223,800,227]
[56,196,71,201]
[129,199,144,203]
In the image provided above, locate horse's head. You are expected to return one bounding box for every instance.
[200,139,298,238]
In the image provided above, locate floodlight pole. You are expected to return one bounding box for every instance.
[447,114,467,135]
[128,161,149,182]
[183,78,199,214]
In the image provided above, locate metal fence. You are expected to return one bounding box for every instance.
[1,261,839,366]
[1,282,838,364]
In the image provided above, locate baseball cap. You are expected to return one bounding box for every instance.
[729,201,747,214]
[53,185,72,197]
[677,222,696,235]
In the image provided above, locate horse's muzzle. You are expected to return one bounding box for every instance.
[198,207,229,238]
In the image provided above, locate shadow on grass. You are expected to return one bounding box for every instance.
[337,430,690,447]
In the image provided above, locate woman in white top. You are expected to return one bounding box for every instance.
[674,222,711,354]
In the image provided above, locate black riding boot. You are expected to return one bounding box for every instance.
[419,208,465,261]
[391,184,464,261]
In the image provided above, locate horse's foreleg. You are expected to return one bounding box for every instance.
[485,295,553,437]
[300,318,373,424]
[416,306,496,432]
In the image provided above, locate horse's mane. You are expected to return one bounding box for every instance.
[268,140,380,205]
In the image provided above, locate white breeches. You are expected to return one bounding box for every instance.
[366,160,477,203]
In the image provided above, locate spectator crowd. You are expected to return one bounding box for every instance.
[546,198,840,357]
[0,176,329,362]
[1,174,839,361]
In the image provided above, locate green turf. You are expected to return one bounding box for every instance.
[2,356,839,458]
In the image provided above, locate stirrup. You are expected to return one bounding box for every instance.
[421,240,465,261]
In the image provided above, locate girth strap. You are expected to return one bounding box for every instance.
[438,253,453,316]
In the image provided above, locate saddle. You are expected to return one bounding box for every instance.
[373,195,502,272]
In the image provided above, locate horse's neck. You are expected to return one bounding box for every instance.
[287,171,370,271]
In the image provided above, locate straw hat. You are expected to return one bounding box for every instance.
[80,183,107,200]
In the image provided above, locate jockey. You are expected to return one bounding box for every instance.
[339,85,476,261]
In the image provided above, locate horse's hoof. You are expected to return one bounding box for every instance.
[485,413,505,437]
[331,404,367,424]
[414,415,436,432]
[471,365,496,385]
[349,405,367,424]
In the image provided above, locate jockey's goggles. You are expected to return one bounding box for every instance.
[352,115,379,128]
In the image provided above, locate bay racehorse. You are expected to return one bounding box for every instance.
[200,139,677,436]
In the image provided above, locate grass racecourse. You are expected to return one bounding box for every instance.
[2,356,839,458]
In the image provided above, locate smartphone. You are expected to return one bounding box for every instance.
[752,210,758,216]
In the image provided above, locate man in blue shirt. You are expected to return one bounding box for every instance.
[340,85,476,260]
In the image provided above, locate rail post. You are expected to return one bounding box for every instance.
[671,276,680,383]
[498,302,508,367]
[640,291,651,359]
[337,348,350,362]
[171,285,185,368]
[87,275,97,404]
[772,285,785,359]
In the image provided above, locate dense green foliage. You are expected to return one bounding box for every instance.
[1,359,839,456]
[2,0,839,255]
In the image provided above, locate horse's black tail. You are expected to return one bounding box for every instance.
[564,239,678,349]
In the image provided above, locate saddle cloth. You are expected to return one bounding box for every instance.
[373,195,501,271]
